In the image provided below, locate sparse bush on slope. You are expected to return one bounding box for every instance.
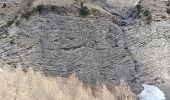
[6,15,18,27]
[36,4,44,14]
[0,67,136,100]
[166,8,170,14]
[79,3,90,16]
[166,0,170,6]
[143,9,152,24]
[21,9,35,20]
[6,18,15,27]
[2,3,6,8]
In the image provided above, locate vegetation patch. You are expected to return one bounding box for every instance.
[6,16,18,27]
[35,5,58,13]
[51,5,56,11]
[27,0,34,7]
[0,13,5,16]
[0,67,137,100]
[36,5,44,14]
[21,9,35,20]
[143,9,152,24]
[9,38,15,45]
[143,9,151,16]
[166,8,170,14]
[79,3,90,16]
[136,4,142,13]
[20,4,67,18]
[166,1,170,6]
[6,15,21,27]
[2,3,6,8]
[135,5,152,24]
[15,20,20,26]
[7,19,15,27]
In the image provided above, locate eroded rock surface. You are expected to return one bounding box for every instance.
[0,0,170,94]
[124,0,170,84]
[0,12,141,91]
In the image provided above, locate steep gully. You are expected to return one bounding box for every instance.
[104,2,144,93]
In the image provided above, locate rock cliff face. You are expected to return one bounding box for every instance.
[124,0,170,84]
[0,0,170,94]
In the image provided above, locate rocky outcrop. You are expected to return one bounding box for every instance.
[1,0,170,94]
[0,0,144,93]
[0,10,141,92]
[124,0,170,84]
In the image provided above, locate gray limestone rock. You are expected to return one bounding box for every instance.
[1,0,170,95]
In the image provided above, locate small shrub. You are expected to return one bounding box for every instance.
[0,13,5,16]
[160,15,167,19]
[7,19,15,27]
[79,3,90,16]
[51,5,56,11]
[10,39,15,45]
[143,9,151,16]
[136,4,142,13]
[6,15,18,26]
[16,20,20,26]
[143,9,152,24]
[2,3,6,8]
[36,5,44,14]
[27,0,33,7]
[15,15,17,19]
[166,8,170,14]
[166,1,170,6]
[21,9,35,20]
[146,14,152,24]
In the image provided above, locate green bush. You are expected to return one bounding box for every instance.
[16,20,20,26]
[21,9,35,20]
[143,9,152,24]
[146,14,152,24]
[7,19,15,27]
[51,5,56,11]
[9,39,15,45]
[143,10,151,16]
[79,3,90,16]
[166,8,170,14]
[6,15,18,27]
[0,13,5,16]
[166,1,170,6]
[36,5,44,14]
[136,4,142,13]
[2,3,6,8]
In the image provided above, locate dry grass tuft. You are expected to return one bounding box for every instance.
[32,0,74,7]
[0,67,136,100]
[84,3,112,15]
